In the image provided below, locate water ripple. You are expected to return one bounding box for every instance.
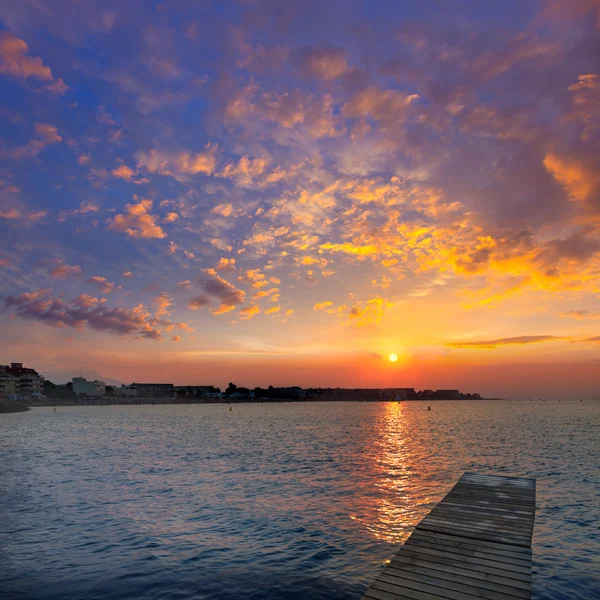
[1,400,598,599]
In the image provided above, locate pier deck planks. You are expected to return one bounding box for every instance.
[361,472,536,600]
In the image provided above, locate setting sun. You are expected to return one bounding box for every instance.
[388,353,398,363]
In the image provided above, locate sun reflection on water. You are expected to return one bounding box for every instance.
[352,402,436,544]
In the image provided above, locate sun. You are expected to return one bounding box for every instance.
[388,353,398,363]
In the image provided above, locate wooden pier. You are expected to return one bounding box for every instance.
[361,472,536,600]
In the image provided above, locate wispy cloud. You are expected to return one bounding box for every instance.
[448,335,565,349]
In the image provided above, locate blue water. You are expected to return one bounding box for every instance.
[1,401,598,599]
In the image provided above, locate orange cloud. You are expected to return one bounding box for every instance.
[264,305,280,315]
[543,152,599,203]
[153,292,173,316]
[239,269,269,288]
[0,122,62,159]
[0,208,47,221]
[560,310,600,319]
[107,198,167,239]
[300,48,350,80]
[216,257,236,271]
[240,304,261,319]
[346,296,392,326]
[87,276,115,294]
[57,200,99,222]
[51,263,82,279]
[0,33,68,94]
[171,335,181,342]
[136,146,217,181]
[314,301,333,311]
[0,32,52,80]
[448,335,565,349]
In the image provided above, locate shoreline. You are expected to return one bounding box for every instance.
[14,397,504,408]
[0,402,30,414]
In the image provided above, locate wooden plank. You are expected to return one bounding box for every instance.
[384,563,530,599]
[394,545,532,576]
[389,554,531,592]
[415,522,532,547]
[404,539,532,568]
[405,533,532,557]
[419,516,533,538]
[380,568,529,600]
[360,473,536,600]
[407,530,532,557]
[425,510,533,532]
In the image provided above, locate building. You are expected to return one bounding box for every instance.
[0,366,18,397]
[116,384,137,397]
[72,377,106,397]
[3,363,43,395]
[435,390,460,399]
[130,383,175,398]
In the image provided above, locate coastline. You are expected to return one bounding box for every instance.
[14,397,503,408]
[0,402,30,414]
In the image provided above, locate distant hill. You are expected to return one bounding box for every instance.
[41,368,124,387]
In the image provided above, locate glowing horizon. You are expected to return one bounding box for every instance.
[1,1,599,399]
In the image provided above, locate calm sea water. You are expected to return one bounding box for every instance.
[1,401,599,600]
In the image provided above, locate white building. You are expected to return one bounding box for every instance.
[117,384,138,397]
[72,377,105,397]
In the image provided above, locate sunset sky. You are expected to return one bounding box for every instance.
[1,1,599,398]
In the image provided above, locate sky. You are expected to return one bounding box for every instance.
[0,1,599,399]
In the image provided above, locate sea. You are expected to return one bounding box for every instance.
[1,400,598,600]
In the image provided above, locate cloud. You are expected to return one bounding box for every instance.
[171,335,181,342]
[219,156,268,188]
[123,271,133,278]
[240,304,261,320]
[225,86,339,137]
[346,297,392,326]
[136,146,217,182]
[107,198,167,239]
[162,212,179,223]
[448,335,565,349]
[264,305,280,315]
[199,268,246,314]
[50,263,82,279]
[314,301,334,311]
[153,292,172,316]
[0,208,47,221]
[560,310,600,319]
[583,336,600,342]
[3,290,162,340]
[238,269,270,288]
[215,257,236,271]
[177,280,192,290]
[87,276,115,294]
[0,122,62,159]
[0,32,52,80]
[57,201,100,222]
[0,32,68,94]
[543,153,600,205]
[299,47,351,80]
[343,87,419,126]
[187,294,211,310]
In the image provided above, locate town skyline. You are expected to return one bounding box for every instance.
[1,1,600,400]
